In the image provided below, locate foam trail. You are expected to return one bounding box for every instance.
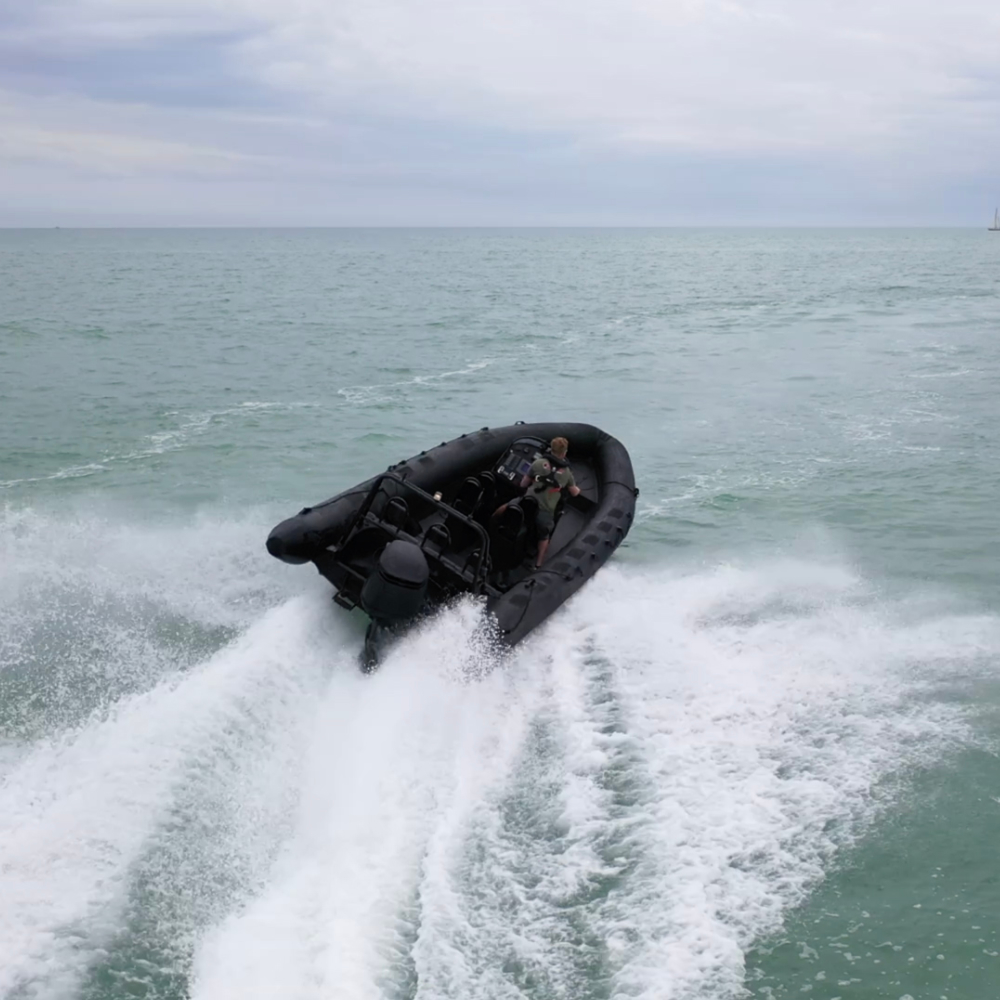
[570,562,990,999]
[409,618,626,1000]
[7,542,993,1000]
[0,596,336,1000]
[191,601,543,1000]
[0,402,321,490]
[187,559,997,1000]
[337,359,497,405]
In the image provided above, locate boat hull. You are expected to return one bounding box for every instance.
[267,422,637,653]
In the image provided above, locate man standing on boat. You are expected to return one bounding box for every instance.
[522,437,581,567]
[493,436,581,567]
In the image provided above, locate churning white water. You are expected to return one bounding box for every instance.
[0,511,993,1000]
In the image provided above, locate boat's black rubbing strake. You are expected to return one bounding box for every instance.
[266,422,637,667]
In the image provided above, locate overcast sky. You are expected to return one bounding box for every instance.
[2,0,999,225]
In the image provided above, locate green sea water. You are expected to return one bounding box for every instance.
[1,228,998,1000]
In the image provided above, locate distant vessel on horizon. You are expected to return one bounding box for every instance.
[990,208,1000,231]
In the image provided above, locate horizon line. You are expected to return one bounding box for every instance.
[1,224,995,231]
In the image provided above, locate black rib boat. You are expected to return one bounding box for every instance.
[266,422,636,667]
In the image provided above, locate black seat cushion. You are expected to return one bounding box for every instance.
[422,522,451,556]
[384,496,409,528]
[453,477,483,516]
[491,502,527,571]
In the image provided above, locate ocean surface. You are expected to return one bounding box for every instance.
[1,228,999,1000]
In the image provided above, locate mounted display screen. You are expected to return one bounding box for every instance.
[496,437,546,482]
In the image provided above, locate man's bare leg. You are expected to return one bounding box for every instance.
[535,538,550,568]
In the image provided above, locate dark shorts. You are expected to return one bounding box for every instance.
[535,508,556,540]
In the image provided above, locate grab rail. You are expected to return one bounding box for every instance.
[347,473,493,592]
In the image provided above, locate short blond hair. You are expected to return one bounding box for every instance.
[550,437,569,458]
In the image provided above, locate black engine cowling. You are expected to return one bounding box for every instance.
[360,540,429,624]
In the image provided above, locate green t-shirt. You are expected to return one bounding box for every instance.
[527,458,575,513]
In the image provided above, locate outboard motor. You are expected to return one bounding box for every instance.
[360,540,429,624]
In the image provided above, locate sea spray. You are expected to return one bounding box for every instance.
[188,559,993,1000]
[0,596,337,999]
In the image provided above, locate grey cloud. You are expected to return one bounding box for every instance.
[1,0,999,224]
[0,3,272,111]
[0,32,277,110]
